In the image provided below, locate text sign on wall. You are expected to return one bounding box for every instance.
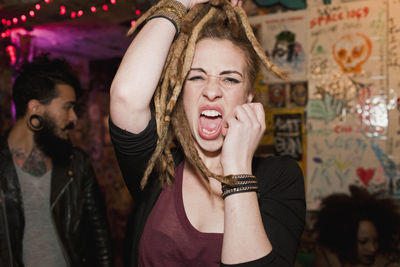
[274,113,303,161]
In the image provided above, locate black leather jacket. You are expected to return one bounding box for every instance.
[0,135,114,267]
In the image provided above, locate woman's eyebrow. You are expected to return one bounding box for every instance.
[220,70,243,77]
[189,68,206,73]
[190,68,243,77]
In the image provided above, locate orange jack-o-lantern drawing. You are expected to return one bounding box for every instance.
[332,33,372,73]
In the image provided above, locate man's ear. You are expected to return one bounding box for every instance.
[27,99,43,114]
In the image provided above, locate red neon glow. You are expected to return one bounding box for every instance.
[12,17,18,24]
[71,11,76,18]
[6,20,11,26]
[102,5,109,11]
[110,0,116,4]
[35,4,41,10]
[1,19,6,24]
[21,15,27,22]
[135,9,141,16]
[29,10,35,17]
[1,32,6,38]
[6,45,17,65]
[77,10,83,17]
[131,20,136,27]
[91,6,97,12]
[44,0,51,3]
[60,6,66,15]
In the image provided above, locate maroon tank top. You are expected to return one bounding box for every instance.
[138,161,223,266]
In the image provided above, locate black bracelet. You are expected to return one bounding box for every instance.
[221,174,258,199]
[222,185,259,199]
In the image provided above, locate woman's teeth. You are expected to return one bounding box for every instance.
[201,110,221,117]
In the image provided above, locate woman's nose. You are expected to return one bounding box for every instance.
[202,76,222,100]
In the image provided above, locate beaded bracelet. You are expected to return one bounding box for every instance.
[221,174,259,199]
[146,0,187,39]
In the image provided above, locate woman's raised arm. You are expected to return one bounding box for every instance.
[110,17,177,133]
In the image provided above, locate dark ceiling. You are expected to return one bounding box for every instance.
[0,0,155,59]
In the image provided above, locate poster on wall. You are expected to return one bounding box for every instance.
[249,10,307,83]
[260,108,306,171]
[306,0,397,210]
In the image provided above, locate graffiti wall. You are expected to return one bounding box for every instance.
[305,0,400,210]
[387,0,400,196]
[249,0,400,210]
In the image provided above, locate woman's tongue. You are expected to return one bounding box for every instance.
[199,115,222,139]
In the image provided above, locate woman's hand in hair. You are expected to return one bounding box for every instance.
[221,103,266,175]
[179,0,242,10]
[178,0,209,9]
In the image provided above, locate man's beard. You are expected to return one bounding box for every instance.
[34,114,75,166]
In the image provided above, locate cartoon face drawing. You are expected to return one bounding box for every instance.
[332,33,372,73]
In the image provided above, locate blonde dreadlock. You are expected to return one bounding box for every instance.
[128,0,285,190]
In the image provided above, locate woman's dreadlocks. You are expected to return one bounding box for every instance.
[128,0,285,190]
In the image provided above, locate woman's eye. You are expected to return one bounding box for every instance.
[187,76,205,81]
[223,77,240,84]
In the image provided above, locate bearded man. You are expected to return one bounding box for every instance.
[0,55,114,267]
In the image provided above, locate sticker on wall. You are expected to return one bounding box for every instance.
[274,113,303,161]
[290,82,308,107]
[268,83,286,108]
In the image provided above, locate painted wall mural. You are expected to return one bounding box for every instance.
[306,0,400,210]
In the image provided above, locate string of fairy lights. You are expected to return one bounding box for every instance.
[0,0,141,39]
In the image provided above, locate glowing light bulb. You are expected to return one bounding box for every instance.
[21,15,27,21]
[60,6,66,15]
[91,6,97,13]
[35,4,41,10]
[29,10,35,17]
[77,10,83,17]
[71,11,76,18]
[102,5,109,11]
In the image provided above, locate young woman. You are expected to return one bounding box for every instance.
[109,0,305,266]
[313,185,400,267]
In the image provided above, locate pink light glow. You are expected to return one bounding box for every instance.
[131,20,136,27]
[29,10,35,17]
[1,19,6,24]
[6,45,17,65]
[71,11,76,18]
[6,20,11,26]
[110,0,116,4]
[135,9,141,16]
[102,5,109,11]
[60,6,66,15]
[21,15,27,22]
[1,32,6,38]
[35,4,41,10]
[77,10,83,17]
[44,0,51,3]
[91,6,97,13]
[12,17,18,24]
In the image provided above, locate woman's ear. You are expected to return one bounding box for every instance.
[246,91,255,103]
